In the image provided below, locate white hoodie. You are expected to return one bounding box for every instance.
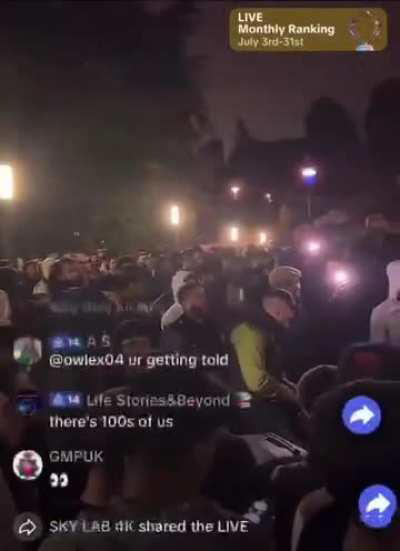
[370,261,400,344]
[161,270,192,330]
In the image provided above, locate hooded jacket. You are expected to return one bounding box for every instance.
[370,261,400,344]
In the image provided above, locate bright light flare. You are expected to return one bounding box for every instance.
[265,193,272,203]
[305,240,321,254]
[229,226,239,243]
[170,205,180,226]
[231,185,240,198]
[301,166,317,179]
[258,231,268,245]
[333,269,350,286]
[0,165,14,200]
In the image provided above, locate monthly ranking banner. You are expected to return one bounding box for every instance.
[229,8,387,52]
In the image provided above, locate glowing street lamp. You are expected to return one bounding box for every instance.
[229,226,239,243]
[305,240,321,254]
[170,205,180,227]
[301,166,317,179]
[230,185,240,199]
[0,165,14,200]
[333,269,350,286]
[258,231,268,246]
[300,164,318,219]
[264,192,272,204]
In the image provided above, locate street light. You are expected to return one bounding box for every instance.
[169,205,181,248]
[300,164,318,219]
[264,192,272,204]
[229,226,239,243]
[230,185,240,199]
[0,164,14,258]
[333,269,350,286]
[301,166,317,179]
[305,240,321,254]
[258,231,268,246]
[170,205,180,226]
[0,165,14,200]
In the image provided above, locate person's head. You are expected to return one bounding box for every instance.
[49,258,83,291]
[181,249,199,271]
[178,283,208,321]
[112,265,148,301]
[196,257,222,288]
[262,289,296,328]
[297,365,338,414]
[171,270,197,303]
[23,260,41,283]
[269,266,302,301]
[338,342,400,384]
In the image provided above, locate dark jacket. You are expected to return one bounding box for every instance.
[161,313,225,357]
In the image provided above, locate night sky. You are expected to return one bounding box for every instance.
[187,1,400,155]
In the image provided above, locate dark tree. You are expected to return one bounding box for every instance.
[305,97,359,153]
[365,78,400,175]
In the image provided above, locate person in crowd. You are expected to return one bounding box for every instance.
[20,259,41,298]
[241,249,275,305]
[370,260,400,344]
[231,289,296,396]
[181,247,205,272]
[48,257,84,295]
[161,282,225,357]
[32,256,57,297]
[297,364,338,414]
[230,289,304,439]
[104,264,152,321]
[223,255,246,307]
[338,341,400,383]
[160,270,196,330]
[269,265,302,303]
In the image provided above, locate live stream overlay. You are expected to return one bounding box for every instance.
[5,3,398,549]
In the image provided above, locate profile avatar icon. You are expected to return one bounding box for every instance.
[348,9,383,52]
[13,450,43,481]
[13,337,42,367]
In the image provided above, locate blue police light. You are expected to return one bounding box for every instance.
[301,166,318,186]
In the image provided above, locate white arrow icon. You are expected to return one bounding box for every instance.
[366,493,391,514]
[350,405,375,425]
[18,519,37,537]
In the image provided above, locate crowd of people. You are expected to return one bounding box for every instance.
[2,208,400,550]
